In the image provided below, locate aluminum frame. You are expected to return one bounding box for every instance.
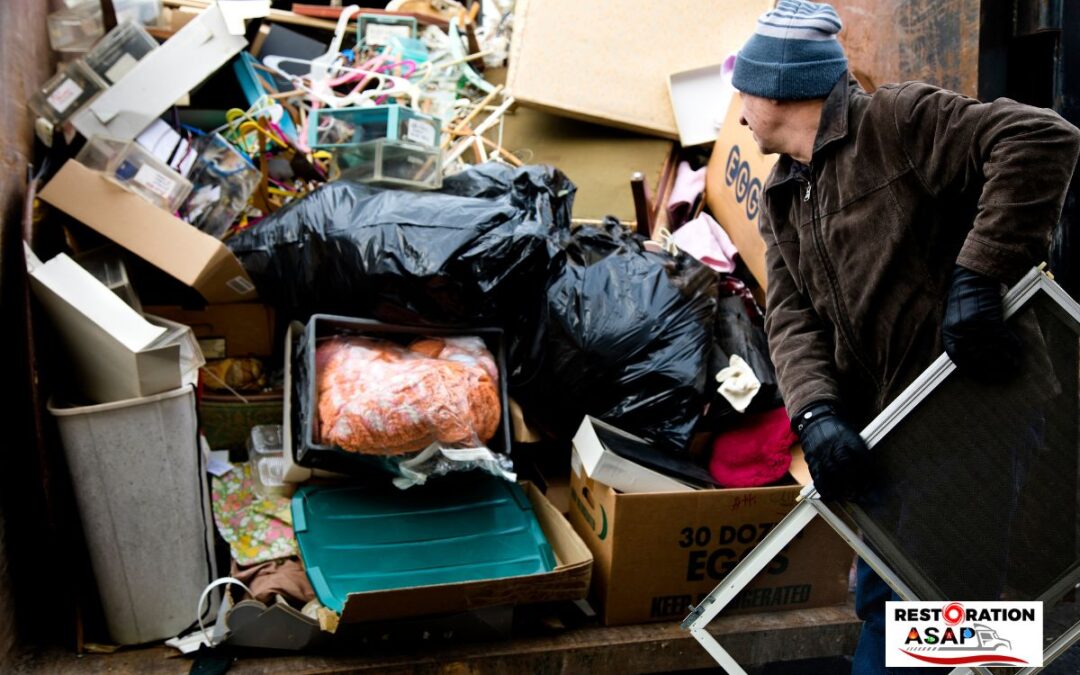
[683,269,1080,675]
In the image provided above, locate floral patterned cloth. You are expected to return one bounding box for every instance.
[211,463,297,565]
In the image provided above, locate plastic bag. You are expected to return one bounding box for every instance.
[512,218,717,453]
[292,319,515,489]
[226,163,574,327]
[316,335,501,455]
[702,274,784,430]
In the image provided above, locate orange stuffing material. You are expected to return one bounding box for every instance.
[316,335,501,455]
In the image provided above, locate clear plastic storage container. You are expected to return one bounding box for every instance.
[83,21,158,84]
[308,104,440,151]
[179,133,260,239]
[248,424,293,498]
[29,61,106,125]
[105,142,193,211]
[339,139,443,190]
[48,3,105,52]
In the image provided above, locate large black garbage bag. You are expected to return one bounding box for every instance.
[226,163,574,327]
[512,219,717,453]
[702,274,785,430]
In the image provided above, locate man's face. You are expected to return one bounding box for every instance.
[739,93,783,155]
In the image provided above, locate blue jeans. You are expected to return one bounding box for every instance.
[853,558,938,675]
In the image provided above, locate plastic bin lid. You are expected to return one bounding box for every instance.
[292,473,556,612]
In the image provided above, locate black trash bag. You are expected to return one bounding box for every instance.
[701,273,785,430]
[226,163,574,328]
[513,218,717,453]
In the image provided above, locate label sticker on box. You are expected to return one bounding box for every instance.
[405,119,436,147]
[226,276,256,295]
[364,23,412,46]
[104,53,139,83]
[47,78,84,114]
[133,164,178,200]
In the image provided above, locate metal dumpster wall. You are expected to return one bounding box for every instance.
[0,0,57,667]
[833,0,981,96]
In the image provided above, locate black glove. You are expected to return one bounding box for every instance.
[942,265,1022,380]
[792,401,872,501]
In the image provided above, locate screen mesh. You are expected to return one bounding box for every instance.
[842,288,1080,652]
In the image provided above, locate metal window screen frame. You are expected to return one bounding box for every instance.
[683,269,1080,675]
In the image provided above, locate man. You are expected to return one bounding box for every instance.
[731,1,1080,672]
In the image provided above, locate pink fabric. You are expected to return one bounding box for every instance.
[671,213,739,273]
[666,161,707,229]
[709,407,795,488]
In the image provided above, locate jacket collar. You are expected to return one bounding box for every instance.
[766,72,858,191]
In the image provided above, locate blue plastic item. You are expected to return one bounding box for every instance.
[292,475,556,613]
[233,52,300,144]
[307,104,441,151]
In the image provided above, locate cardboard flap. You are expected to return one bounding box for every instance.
[39,161,256,304]
[507,0,770,137]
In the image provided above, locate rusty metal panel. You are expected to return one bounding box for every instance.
[0,0,57,666]
[832,0,981,97]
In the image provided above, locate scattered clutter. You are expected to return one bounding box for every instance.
[23,0,853,661]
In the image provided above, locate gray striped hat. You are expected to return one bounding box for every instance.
[732,0,848,100]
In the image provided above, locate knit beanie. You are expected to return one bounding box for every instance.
[732,0,848,100]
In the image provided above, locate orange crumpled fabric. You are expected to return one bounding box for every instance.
[316,335,501,455]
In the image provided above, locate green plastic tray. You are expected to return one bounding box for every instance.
[292,475,556,613]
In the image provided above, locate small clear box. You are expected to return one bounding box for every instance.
[29,61,105,125]
[179,134,260,239]
[75,135,126,171]
[248,425,293,498]
[83,21,158,84]
[115,0,164,27]
[48,3,105,52]
[106,142,193,212]
[339,139,443,191]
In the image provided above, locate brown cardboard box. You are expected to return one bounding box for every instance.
[143,303,275,358]
[39,161,257,304]
[506,0,770,138]
[705,93,780,291]
[568,451,852,626]
[499,105,676,226]
[336,482,593,623]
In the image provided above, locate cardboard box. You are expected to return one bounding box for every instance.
[506,0,769,138]
[26,246,183,403]
[335,482,593,623]
[573,416,696,493]
[499,104,675,225]
[40,161,257,304]
[705,93,779,290]
[568,450,852,626]
[143,303,275,358]
[668,60,736,147]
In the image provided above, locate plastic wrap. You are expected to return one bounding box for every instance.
[226,163,573,329]
[292,316,514,488]
[513,218,717,453]
[316,335,501,455]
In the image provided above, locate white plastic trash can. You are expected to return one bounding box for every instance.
[48,385,216,645]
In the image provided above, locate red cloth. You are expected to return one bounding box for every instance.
[709,407,795,488]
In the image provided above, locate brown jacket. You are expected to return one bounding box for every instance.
[761,74,1080,426]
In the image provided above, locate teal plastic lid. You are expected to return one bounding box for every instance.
[293,474,556,613]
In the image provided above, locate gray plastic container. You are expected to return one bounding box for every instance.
[47,385,216,645]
